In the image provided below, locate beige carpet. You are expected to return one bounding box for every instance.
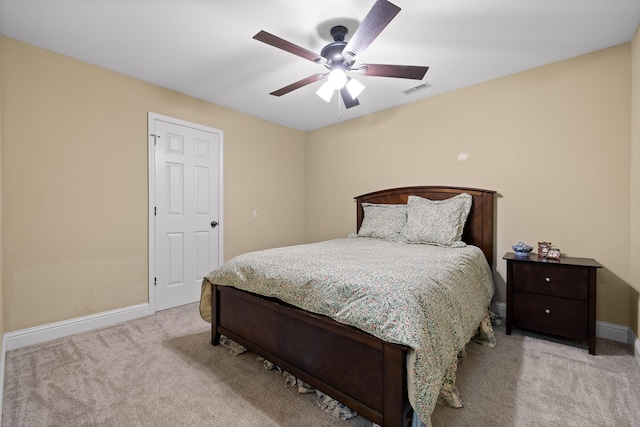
[3,303,640,426]
[430,325,640,427]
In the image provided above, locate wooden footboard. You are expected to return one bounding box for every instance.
[211,284,411,427]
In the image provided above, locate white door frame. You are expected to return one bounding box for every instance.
[148,112,224,314]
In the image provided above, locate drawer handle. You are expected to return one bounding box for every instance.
[545,309,551,314]
[545,277,551,283]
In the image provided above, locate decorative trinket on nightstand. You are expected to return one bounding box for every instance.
[538,242,551,257]
[512,242,533,257]
[547,247,561,260]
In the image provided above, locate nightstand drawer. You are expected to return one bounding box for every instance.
[512,262,588,300]
[513,291,588,339]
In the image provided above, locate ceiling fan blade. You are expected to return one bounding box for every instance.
[340,87,360,109]
[343,0,401,62]
[254,31,325,64]
[270,73,326,97]
[357,64,429,80]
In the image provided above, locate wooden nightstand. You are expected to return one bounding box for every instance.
[503,252,603,355]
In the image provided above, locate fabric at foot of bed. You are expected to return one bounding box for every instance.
[315,390,359,421]
[411,410,427,427]
[260,356,359,420]
[219,335,247,356]
[257,357,315,394]
[472,310,497,348]
[199,280,212,323]
[407,309,497,426]
[219,334,358,421]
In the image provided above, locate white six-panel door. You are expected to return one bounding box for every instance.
[149,114,223,312]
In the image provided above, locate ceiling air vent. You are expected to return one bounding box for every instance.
[403,82,432,95]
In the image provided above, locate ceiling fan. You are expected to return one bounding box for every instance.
[253,0,429,109]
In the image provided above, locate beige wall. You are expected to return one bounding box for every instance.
[1,37,307,331]
[307,44,632,326]
[631,26,640,337]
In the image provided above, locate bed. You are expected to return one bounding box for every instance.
[200,186,496,427]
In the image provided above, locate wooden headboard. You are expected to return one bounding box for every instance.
[354,186,496,267]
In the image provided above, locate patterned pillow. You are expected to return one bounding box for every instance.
[402,193,472,247]
[357,203,407,241]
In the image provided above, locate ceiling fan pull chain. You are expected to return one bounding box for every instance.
[338,92,342,120]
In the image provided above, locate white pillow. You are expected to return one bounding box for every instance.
[358,203,407,241]
[402,193,472,247]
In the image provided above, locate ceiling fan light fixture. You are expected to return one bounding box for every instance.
[346,78,365,99]
[327,66,348,89]
[316,81,334,102]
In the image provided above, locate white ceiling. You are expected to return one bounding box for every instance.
[1,0,639,131]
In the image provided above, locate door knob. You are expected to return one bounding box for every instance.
[211,221,218,228]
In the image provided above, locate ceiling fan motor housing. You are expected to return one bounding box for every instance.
[321,25,349,64]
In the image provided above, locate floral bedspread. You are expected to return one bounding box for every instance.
[200,237,495,426]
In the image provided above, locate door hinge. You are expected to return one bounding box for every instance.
[154,277,157,287]
[150,133,160,144]
[154,206,156,216]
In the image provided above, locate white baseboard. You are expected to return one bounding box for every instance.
[3,303,150,352]
[493,301,507,318]
[492,302,632,345]
[596,320,631,344]
[632,330,640,368]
